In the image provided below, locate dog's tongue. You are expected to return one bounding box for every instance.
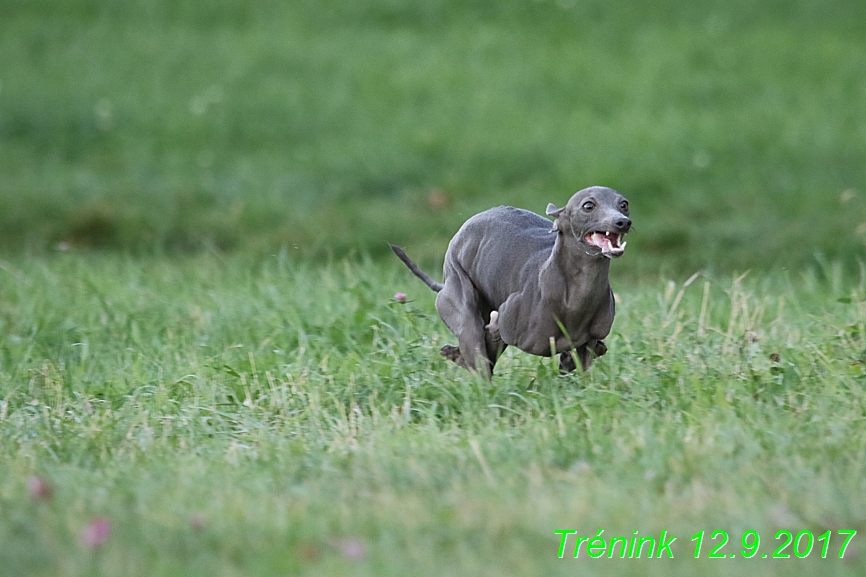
[585,232,626,256]
[589,232,617,250]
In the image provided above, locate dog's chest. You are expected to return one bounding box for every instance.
[554,284,612,345]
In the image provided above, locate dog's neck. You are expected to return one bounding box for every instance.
[542,231,611,302]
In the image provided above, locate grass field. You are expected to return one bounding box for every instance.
[3,0,866,575]
[1,254,866,576]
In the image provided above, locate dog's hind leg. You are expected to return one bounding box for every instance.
[435,270,493,378]
[440,311,505,374]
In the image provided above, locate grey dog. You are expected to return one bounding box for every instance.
[390,186,631,378]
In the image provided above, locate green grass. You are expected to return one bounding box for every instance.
[3,0,866,574]
[2,0,866,271]
[1,252,866,576]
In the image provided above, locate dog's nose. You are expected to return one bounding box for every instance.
[614,218,632,231]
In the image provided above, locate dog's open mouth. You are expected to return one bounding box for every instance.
[585,231,627,257]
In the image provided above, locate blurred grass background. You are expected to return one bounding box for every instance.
[2,0,865,273]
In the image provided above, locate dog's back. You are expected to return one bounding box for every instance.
[445,206,555,307]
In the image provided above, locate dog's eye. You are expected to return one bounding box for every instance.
[619,200,629,211]
[582,201,594,211]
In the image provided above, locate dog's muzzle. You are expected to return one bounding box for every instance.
[585,231,627,258]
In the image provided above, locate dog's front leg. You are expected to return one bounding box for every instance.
[484,311,506,364]
[559,351,578,373]
[572,339,607,372]
[559,340,607,373]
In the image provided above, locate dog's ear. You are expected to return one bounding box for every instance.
[546,203,564,231]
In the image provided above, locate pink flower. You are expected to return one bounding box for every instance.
[393,292,407,303]
[26,476,53,502]
[189,513,207,531]
[338,538,365,561]
[79,517,111,548]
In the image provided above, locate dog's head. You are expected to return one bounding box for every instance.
[546,186,631,258]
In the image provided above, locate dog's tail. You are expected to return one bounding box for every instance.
[389,244,444,292]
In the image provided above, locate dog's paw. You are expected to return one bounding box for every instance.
[559,352,577,374]
[591,340,607,357]
[440,344,472,369]
[440,344,463,363]
[485,311,503,344]
[485,310,500,332]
